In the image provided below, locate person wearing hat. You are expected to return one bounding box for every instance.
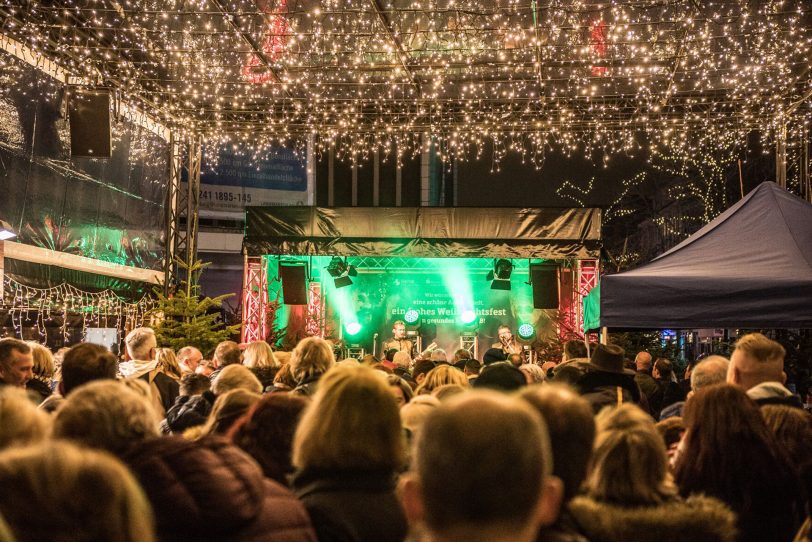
[575,344,646,414]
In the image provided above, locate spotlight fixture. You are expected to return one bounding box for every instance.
[0,220,16,241]
[325,256,357,288]
[345,322,362,336]
[517,323,536,340]
[404,309,420,325]
[460,310,477,325]
[486,259,512,290]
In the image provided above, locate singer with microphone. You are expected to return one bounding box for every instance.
[382,320,415,357]
[491,324,521,356]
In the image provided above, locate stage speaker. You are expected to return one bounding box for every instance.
[279,264,308,305]
[530,264,559,309]
[69,89,112,158]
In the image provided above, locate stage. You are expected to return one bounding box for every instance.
[241,206,601,360]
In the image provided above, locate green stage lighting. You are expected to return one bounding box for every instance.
[461,310,477,324]
[345,322,362,336]
[404,309,420,325]
[518,323,535,340]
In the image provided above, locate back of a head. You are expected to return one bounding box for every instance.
[520,384,595,502]
[691,355,730,393]
[585,424,676,506]
[412,359,436,380]
[293,364,404,472]
[595,403,656,434]
[635,351,652,371]
[393,350,412,369]
[563,340,588,361]
[201,389,262,437]
[413,391,552,538]
[654,358,673,380]
[242,341,278,369]
[180,373,211,396]
[730,333,785,389]
[453,349,472,362]
[125,327,157,361]
[0,387,51,450]
[61,343,118,395]
[213,341,242,368]
[430,349,448,363]
[0,441,154,542]
[212,364,262,395]
[464,358,481,375]
[473,362,526,392]
[761,405,812,469]
[289,337,336,383]
[53,380,159,456]
[230,393,309,484]
[417,364,469,394]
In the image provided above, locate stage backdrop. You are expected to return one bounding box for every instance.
[266,256,561,356]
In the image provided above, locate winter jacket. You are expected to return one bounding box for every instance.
[747,381,804,409]
[576,370,642,414]
[163,392,216,433]
[122,435,317,542]
[568,494,737,542]
[250,366,278,390]
[292,467,408,542]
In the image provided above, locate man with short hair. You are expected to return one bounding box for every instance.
[633,351,658,401]
[208,341,242,381]
[39,342,119,413]
[452,348,472,371]
[691,355,729,394]
[120,327,179,415]
[177,346,203,375]
[430,348,448,364]
[660,355,729,419]
[401,391,562,542]
[507,353,523,368]
[491,324,521,355]
[728,332,801,408]
[650,358,685,418]
[0,338,33,388]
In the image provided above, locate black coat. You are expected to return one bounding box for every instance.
[291,468,408,542]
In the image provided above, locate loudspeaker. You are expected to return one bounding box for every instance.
[530,264,559,309]
[279,264,308,305]
[69,89,112,157]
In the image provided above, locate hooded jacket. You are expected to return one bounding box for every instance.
[122,435,317,542]
[567,494,737,542]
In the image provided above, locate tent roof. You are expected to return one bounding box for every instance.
[590,182,812,329]
[244,206,601,260]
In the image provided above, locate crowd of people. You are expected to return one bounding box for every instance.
[0,328,810,542]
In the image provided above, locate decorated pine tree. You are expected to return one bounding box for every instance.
[150,258,241,355]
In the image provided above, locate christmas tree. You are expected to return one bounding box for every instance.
[150,258,241,355]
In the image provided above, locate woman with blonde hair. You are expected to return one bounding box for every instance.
[155,348,183,381]
[195,388,261,438]
[0,441,155,542]
[242,341,280,390]
[0,388,51,450]
[289,337,336,396]
[291,365,408,542]
[567,403,736,542]
[414,364,468,395]
[26,342,55,403]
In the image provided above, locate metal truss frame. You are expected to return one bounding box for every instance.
[164,134,202,292]
[241,256,269,343]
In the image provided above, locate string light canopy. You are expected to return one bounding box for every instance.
[1,0,811,161]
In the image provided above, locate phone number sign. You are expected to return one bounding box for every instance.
[188,146,309,211]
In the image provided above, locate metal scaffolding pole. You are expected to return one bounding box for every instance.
[164,134,202,291]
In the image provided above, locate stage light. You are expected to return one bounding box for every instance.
[486,259,512,290]
[345,322,362,336]
[518,323,536,340]
[0,220,16,241]
[325,257,356,289]
[460,310,477,324]
[404,309,420,325]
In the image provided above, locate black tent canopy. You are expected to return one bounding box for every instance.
[585,182,812,330]
[244,206,602,260]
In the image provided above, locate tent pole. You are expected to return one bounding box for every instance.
[600,327,609,345]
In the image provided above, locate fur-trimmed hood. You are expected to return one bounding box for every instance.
[568,494,737,542]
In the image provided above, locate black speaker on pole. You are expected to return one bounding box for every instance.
[69,89,112,158]
[279,264,308,305]
[530,264,560,309]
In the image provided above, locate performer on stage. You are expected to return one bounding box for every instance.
[491,324,521,356]
[383,320,415,357]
